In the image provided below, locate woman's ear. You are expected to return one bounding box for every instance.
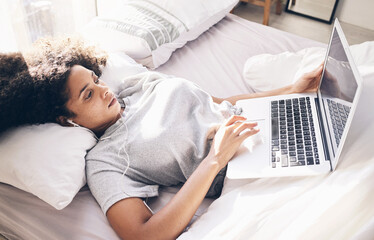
[56,116,71,127]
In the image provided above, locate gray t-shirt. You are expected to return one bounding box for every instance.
[86,72,241,214]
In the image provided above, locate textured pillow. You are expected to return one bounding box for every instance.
[82,0,239,69]
[0,124,97,210]
[0,52,145,210]
[243,41,374,92]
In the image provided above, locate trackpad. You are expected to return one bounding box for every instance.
[227,119,270,178]
[243,119,266,152]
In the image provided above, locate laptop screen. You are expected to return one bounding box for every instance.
[319,27,358,156]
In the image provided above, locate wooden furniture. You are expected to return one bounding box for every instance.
[240,0,282,25]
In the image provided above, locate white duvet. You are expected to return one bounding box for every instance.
[179,42,374,240]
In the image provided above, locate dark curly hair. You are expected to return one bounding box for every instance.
[0,53,35,133]
[0,36,108,134]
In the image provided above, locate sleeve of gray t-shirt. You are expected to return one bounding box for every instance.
[86,157,159,214]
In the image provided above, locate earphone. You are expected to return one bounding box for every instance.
[68,118,132,195]
[67,119,99,141]
[67,119,81,128]
[116,121,131,196]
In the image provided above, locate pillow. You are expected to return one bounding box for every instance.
[243,47,326,92]
[0,52,145,210]
[0,124,97,210]
[100,51,148,94]
[243,41,374,92]
[81,0,239,69]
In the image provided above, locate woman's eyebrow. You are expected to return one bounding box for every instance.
[79,83,89,98]
[78,71,95,98]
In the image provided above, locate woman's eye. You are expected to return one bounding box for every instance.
[85,90,92,100]
[94,78,99,84]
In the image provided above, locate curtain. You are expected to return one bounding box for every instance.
[0,0,97,52]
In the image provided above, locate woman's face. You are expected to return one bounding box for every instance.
[64,65,121,134]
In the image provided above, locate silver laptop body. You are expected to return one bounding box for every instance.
[227,19,363,179]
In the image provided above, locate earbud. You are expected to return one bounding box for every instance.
[67,119,80,128]
[66,119,99,141]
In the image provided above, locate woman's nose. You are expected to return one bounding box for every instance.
[99,85,109,98]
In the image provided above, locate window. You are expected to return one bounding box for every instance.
[0,0,96,52]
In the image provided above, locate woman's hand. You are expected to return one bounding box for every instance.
[292,63,324,94]
[208,115,259,170]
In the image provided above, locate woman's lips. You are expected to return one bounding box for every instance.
[108,97,117,108]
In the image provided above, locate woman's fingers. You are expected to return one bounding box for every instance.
[238,128,260,142]
[306,64,323,78]
[233,121,258,136]
[225,115,247,126]
[315,65,323,75]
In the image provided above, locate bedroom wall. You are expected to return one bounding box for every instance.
[335,0,374,31]
[281,0,374,31]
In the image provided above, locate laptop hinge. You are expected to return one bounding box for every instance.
[314,98,332,171]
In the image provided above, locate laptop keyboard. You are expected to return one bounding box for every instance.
[327,99,350,146]
[271,97,319,168]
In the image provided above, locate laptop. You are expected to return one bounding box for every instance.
[227,19,363,179]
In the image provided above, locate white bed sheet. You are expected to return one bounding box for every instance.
[4,14,367,240]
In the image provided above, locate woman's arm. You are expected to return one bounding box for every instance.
[213,64,323,105]
[107,115,259,240]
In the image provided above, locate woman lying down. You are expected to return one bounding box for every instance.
[0,37,322,240]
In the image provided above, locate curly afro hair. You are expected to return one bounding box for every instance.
[0,53,35,133]
[0,36,108,134]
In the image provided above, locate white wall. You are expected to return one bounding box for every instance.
[335,0,374,31]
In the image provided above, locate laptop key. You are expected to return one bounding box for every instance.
[298,161,306,166]
[307,157,314,165]
[289,146,296,151]
[306,151,313,157]
[281,155,288,167]
[298,155,305,160]
[271,117,279,140]
[290,161,304,167]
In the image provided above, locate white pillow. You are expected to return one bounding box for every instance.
[243,41,374,91]
[82,0,239,69]
[100,51,148,94]
[243,47,326,92]
[0,52,145,210]
[0,124,97,210]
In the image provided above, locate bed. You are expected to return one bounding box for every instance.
[1,5,374,240]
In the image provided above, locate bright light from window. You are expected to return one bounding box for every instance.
[0,0,96,52]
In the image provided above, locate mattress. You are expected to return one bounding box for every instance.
[0,14,326,239]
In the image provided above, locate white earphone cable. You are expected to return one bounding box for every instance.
[116,120,131,196]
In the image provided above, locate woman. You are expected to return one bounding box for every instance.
[0,37,322,239]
